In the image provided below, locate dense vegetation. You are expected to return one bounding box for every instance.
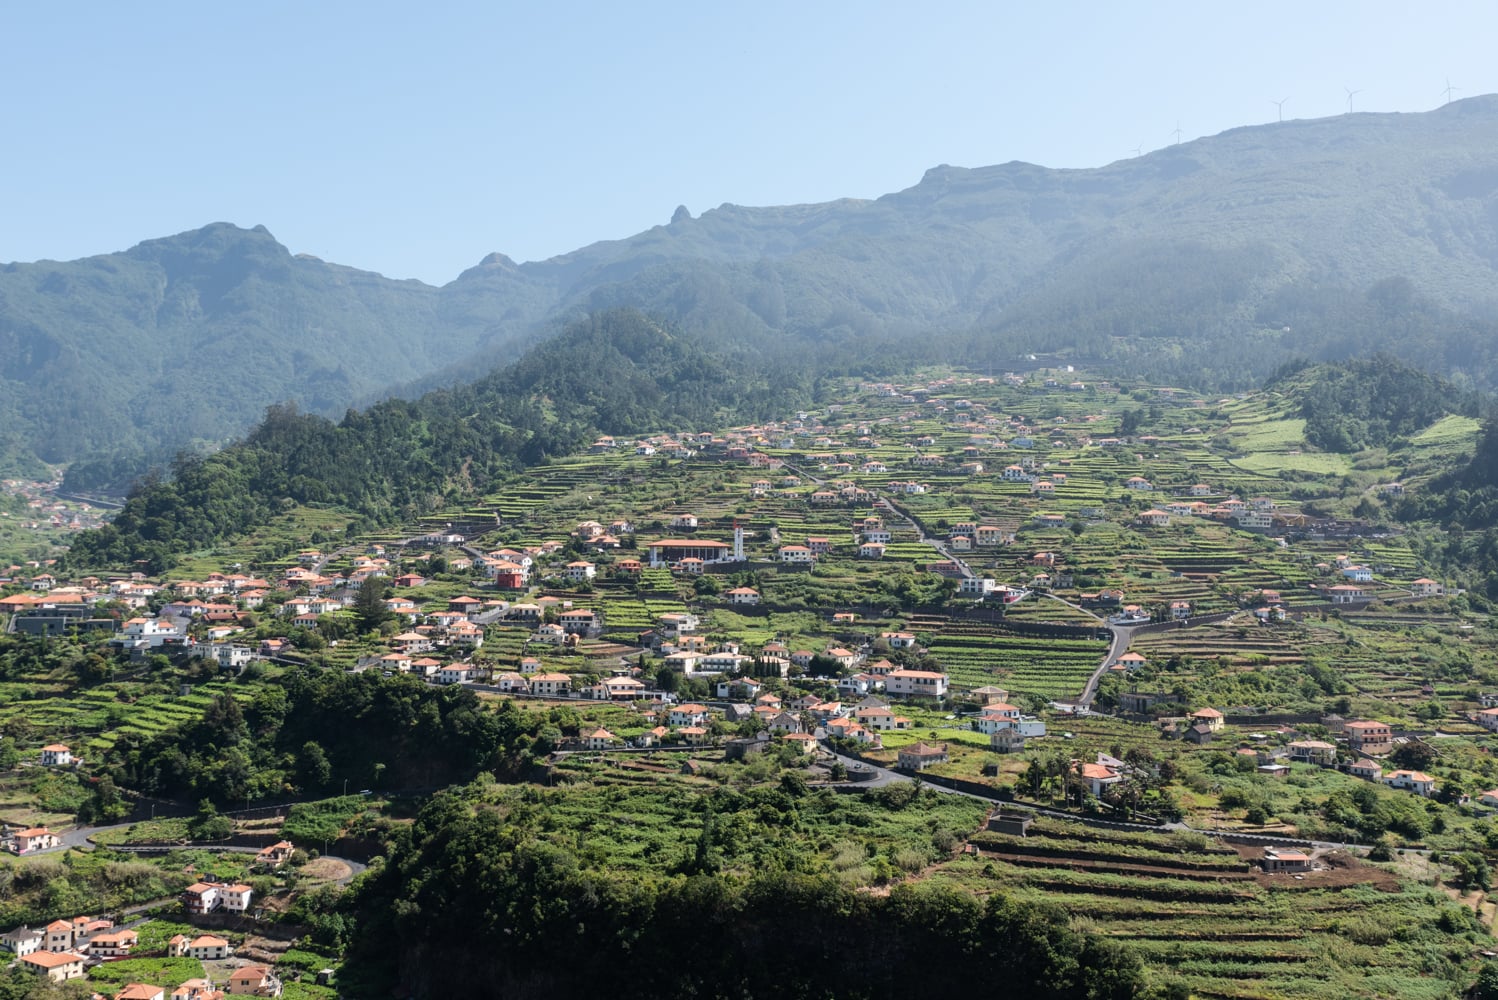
[64,309,822,570]
[1397,416,1498,596]
[339,782,1150,999]
[0,223,552,483]
[103,671,543,805]
[1271,353,1480,452]
[0,852,183,929]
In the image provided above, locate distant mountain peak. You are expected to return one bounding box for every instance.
[124,221,291,266]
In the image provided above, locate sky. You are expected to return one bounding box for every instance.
[4,1,1497,285]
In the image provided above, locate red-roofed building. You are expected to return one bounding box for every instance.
[1076,761,1124,796]
[188,935,232,961]
[1344,720,1392,755]
[114,985,164,1000]
[1261,848,1311,873]
[225,964,280,996]
[39,744,72,766]
[12,827,60,854]
[897,742,948,771]
[19,950,87,982]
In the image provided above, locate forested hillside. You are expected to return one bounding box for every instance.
[64,310,825,571]
[0,223,551,484]
[1269,355,1482,453]
[337,783,1147,1000]
[12,99,1498,480]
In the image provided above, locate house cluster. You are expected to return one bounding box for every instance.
[0,476,108,534]
[945,520,1017,553]
[970,692,1047,752]
[1217,718,1439,797]
[1150,488,1279,532]
[0,914,276,994]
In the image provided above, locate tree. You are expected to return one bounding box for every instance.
[353,579,392,634]
[689,804,721,874]
[1388,741,1436,772]
[299,740,333,792]
[86,775,129,823]
[1474,961,1498,1000]
[188,798,233,841]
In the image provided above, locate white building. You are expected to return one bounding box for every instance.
[885,669,949,699]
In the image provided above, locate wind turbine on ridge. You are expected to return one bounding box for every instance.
[1344,87,1361,113]
[1271,97,1289,122]
[1443,78,1460,105]
[1170,120,1183,145]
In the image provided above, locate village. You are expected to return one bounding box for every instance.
[0,838,303,997]
[2,367,1496,997]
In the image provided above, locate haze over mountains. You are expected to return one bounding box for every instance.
[7,97,1498,482]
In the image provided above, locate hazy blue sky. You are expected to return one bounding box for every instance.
[5,1,1496,284]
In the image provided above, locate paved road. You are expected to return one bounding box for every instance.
[1077,623,1136,708]
[878,495,974,578]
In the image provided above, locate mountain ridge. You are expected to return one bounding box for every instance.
[10,97,1498,482]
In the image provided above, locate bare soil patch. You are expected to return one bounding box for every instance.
[301,856,352,883]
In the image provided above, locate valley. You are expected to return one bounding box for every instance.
[2,359,1497,998]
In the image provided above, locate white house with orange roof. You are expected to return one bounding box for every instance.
[1327,584,1366,604]
[88,929,139,958]
[1076,760,1124,796]
[1384,770,1436,797]
[12,827,60,854]
[1190,707,1224,732]
[973,703,1021,735]
[187,935,232,960]
[726,587,761,606]
[586,728,618,751]
[528,673,571,697]
[225,964,280,996]
[19,950,87,982]
[886,668,949,699]
[39,744,73,766]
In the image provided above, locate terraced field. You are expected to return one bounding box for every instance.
[915,618,1106,700]
[0,679,254,757]
[930,818,1485,1000]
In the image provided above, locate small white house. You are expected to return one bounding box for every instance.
[39,744,73,767]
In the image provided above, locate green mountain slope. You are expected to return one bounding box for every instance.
[64,309,820,571]
[13,98,1498,480]
[0,224,558,480]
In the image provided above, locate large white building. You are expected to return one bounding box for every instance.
[886,669,949,699]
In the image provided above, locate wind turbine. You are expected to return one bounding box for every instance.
[1344,87,1361,113]
[1271,97,1289,122]
[1131,143,1143,158]
[1171,120,1183,145]
[1443,78,1460,105]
